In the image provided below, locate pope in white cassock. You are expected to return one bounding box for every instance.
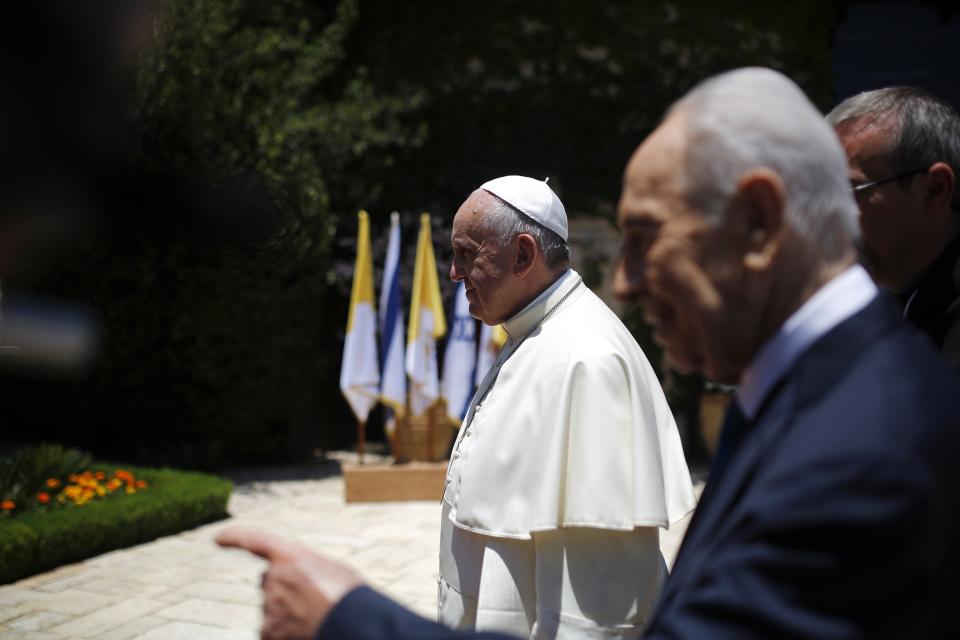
[441,176,696,638]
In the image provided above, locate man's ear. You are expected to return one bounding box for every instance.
[733,168,786,272]
[924,162,956,214]
[514,233,539,277]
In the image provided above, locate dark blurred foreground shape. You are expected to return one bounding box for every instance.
[0,2,291,466]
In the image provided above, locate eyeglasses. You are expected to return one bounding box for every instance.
[850,168,927,194]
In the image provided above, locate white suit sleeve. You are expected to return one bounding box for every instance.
[530,526,666,639]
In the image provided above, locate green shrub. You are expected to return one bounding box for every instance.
[0,444,92,514]
[0,464,232,584]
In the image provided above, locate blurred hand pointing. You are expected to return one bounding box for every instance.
[216,527,365,640]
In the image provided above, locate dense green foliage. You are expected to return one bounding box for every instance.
[0,464,231,584]
[350,0,836,218]
[0,444,92,513]
[1,1,837,468]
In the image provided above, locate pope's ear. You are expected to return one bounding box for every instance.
[733,168,786,272]
[514,233,538,277]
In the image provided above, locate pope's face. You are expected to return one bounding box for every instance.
[614,114,748,383]
[450,191,524,325]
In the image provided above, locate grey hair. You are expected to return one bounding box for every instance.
[826,86,960,212]
[668,67,860,262]
[481,194,571,268]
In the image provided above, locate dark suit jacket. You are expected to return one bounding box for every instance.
[319,587,514,640]
[646,294,960,639]
[318,295,960,640]
[901,232,960,368]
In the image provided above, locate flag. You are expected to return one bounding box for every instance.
[340,211,380,422]
[379,212,406,420]
[475,322,507,387]
[405,213,447,416]
[441,282,477,425]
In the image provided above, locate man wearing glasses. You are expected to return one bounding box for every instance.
[828,88,960,366]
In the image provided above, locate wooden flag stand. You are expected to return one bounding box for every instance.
[342,399,453,503]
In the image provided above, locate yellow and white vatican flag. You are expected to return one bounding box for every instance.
[441,281,477,425]
[340,211,380,423]
[405,213,447,416]
[474,321,507,387]
[379,212,406,430]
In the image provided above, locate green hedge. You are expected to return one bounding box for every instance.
[0,464,232,584]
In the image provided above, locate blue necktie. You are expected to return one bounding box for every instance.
[710,398,750,484]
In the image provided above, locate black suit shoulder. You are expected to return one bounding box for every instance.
[647,297,960,639]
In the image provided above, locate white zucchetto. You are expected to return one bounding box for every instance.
[480,175,568,241]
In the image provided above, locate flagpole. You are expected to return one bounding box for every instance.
[357,419,366,465]
[427,401,435,461]
[401,391,411,462]
[385,413,398,459]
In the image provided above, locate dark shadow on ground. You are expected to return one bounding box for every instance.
[224,444,394,488]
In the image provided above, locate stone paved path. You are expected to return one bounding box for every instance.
[0,456,697,639]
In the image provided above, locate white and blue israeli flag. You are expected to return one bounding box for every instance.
[441,281,478,425]
[379,212,407,420]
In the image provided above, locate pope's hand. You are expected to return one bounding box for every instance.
[216,527,365,640]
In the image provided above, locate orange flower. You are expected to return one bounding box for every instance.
[115,470,134,483]
[94,471,106,480]
[136,480,148,489]
[107,479,122,491]
[1,500,14,510]
[46,478,61,489]
[37,492,50,504]
[125,486,136,495]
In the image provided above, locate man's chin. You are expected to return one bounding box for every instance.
[858,249,902,291]
[466,304,486,323]
[472,312,500,326]
[663,342,741,384]
[701,356,744,385]
[663,349,703,376]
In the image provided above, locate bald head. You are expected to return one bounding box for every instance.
[670,67,859,262]
[615,67,859,383]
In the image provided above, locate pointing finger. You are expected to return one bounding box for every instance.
[215,526,296,562]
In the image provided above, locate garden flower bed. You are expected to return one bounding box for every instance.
[0,446,232,584]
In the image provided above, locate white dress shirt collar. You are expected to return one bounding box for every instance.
[738,265,878,420]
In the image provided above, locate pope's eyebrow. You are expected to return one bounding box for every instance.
[452,238,478,252]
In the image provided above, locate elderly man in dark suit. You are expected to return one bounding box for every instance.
[217,67,960,639]
[616,67,960,639]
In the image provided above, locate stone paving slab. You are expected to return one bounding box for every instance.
[97,615,169,640]
[5,612,72,634]
[0,460,698,639]
[47,600,167,638]
[136,622,256,640]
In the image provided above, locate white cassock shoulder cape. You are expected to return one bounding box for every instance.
[443,269,696,539]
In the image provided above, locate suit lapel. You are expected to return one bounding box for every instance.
[654,294,904,616]
[662,383,794,596]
